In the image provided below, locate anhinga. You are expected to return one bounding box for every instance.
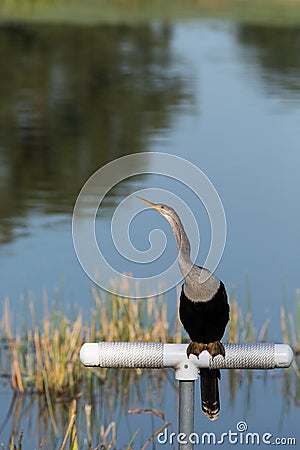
[139,198,230,420]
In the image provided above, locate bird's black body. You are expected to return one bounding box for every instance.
[180,278,230,420]
[179,280,229,344]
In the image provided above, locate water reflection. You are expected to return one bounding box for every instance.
[236,24,300,98]
[0,368,298,448]
[0,23,191,243]
[0,369,171,448]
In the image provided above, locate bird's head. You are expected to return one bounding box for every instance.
[137,197,177,221]
[137,196,192,267]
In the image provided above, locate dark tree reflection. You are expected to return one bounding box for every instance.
[236,24,300,98]
[0,23,191,242]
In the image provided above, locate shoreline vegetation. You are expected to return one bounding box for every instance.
[0,284,299,448]
[1,286,299,398]
[1,0,300,26]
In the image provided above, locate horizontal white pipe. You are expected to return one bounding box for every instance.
[80,342,293,380]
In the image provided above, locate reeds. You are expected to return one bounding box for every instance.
[0,286,183,398]
[2,303,85,397]
[0,284,299,449]
[91,286,182,344]
[0,283,299,399]
[227,298,269,344]
[281,289,300,353]
[280,289,300,377]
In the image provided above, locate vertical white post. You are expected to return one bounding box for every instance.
[179,380,194,450]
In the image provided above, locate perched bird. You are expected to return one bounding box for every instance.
[139,198,230,420]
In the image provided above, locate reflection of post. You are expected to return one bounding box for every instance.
[80,342,293,450]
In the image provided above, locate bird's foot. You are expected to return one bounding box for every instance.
[206,341,225,359]
[187,341,225,359]
[186,342,207,358]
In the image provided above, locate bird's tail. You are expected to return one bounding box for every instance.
[200,369,220,421]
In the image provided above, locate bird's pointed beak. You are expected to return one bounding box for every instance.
[137,196,160,211]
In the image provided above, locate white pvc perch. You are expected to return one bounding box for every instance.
[80,342,293,378]
[80,342,293,449]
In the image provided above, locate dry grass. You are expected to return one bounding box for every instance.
[1,298,84,397]
[280,289,300,354]
[280,289,300,376]
[90,286,182,344]
[0,283,299,400]
[0,284,299,450]
[227,298,269,344]
[0,285,183,399]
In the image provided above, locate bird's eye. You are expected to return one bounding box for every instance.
[160,206,164,209]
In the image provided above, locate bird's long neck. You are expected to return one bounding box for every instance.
[167,214,193,278]
[167,211,220,302]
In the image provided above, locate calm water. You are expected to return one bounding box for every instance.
[0,17,300,449]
